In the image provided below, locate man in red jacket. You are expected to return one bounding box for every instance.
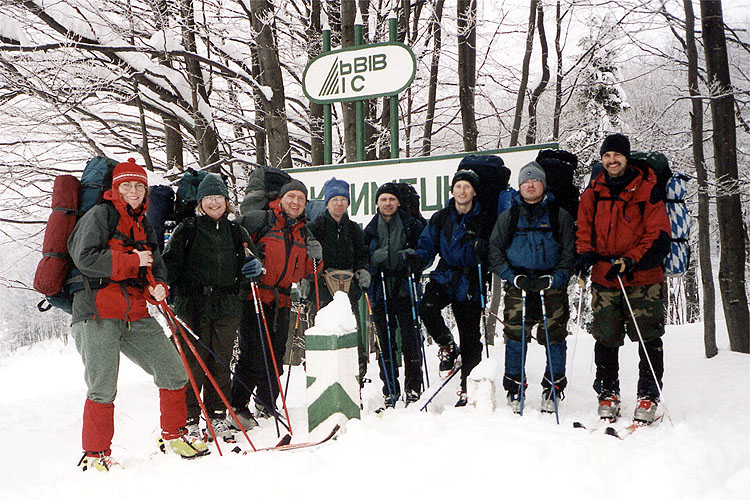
[576,134,671,424]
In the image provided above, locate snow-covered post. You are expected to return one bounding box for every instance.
[306,292,361,440]
[467,358,500,411]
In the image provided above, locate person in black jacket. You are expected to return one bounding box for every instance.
[303,177,371,386]
[364,183,425,407]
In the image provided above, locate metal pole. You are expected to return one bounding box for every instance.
[354,10,365,162]
[388,13,399,159]
[322,13,332,164]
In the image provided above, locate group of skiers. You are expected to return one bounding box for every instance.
[67,132,670,471]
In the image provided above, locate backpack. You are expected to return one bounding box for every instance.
[34,157,119,313]
[147,185,176,252]
[535,149,580,219]
[457,154,511,238]
[394,182,426,225]
[590,151,692,276]
[174,168,209,225]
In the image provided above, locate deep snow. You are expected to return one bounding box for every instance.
[2,318,748,500]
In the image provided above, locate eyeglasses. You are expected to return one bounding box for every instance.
[118,182,146,192]
[203,195,225,203]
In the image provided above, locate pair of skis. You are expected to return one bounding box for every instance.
[231,425,340,454]
[573,416,662,440]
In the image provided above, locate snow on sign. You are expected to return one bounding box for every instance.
[303,42,416,103]
[291,143,555,226]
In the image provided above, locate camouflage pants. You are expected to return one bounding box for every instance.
[503,285,569,345]
[591,282,665,347]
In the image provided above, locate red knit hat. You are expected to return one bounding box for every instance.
[112,158,148,188]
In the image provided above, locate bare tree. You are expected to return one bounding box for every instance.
[510,0,538,147]
[700,0,749,353]
[457,0,478,151]
[422,0,446,156]
[525,0,549,145]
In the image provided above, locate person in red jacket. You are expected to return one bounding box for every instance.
[231,179,314,427]
[68,158,208,471]
[576,134,671,424]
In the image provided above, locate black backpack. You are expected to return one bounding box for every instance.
[535,149,580,219]
[456,154,510,239]
[394,182,426,225]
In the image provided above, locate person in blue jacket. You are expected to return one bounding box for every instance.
[364,183,425,407]
[405,170,492,407]
[488,161,576,413]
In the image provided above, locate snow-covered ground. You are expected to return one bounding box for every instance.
[2,320,748,499]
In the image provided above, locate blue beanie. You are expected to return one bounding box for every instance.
[324,177,350,205]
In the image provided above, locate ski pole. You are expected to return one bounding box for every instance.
[284,302,304,397]
[408,270,430,389]
[364,292,398,405]
[313,258,321,312]
[540,288,560,424]
[616,275,673,426]
[147,272,257,452]
[168,309,290,434]
[380,271,399,399]
[478,263,490,358]
[562,275,585,423]
[520,289,526,416]
[419,364,462,412]
[252,280,293,434]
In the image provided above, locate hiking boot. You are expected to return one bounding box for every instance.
[507,391,522,414]
[405,389,421,406]
[597,392,621,421]
[208,415,235,443]
[541,387,564,414]
[438,341,459,377]
[633,397,659,424]
[78,451,120,472]
[384,394,398,409]
[455,390,468,407]
[230,407,259,431]
[159,428,209,459]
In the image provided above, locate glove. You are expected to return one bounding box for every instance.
[577,251,600,276]
[241,256,263,280]
[604,257,634,281]
[473,239,489,261]
[402,250,422,270]
[307,237,323,261]
[537,275,554,291]
[513,274,533,293]
[297,278,311,300]
[371,247,389,265]
[354,269,371,289]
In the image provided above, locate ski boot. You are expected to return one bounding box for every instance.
[230,406,259,431]
[78,450,120,472]
[541,388,564,414]
[158,428,210,459]
[438,341,459,378]
[455,390,468,407]
[597,392,621,422]
[207,413,235,443]
[185,420,207,442]
[633,397,659,425]
[507,391,522,414]
[405,389,421,407]
[384,393,398,409]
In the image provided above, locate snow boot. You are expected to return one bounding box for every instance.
[384,393,399,409]
[506,391,522,414]
[597,392,621,421]
[405,389,421,406]
[159,428,209,459]
[438,341,459,378]
[541,387,564,414]
[78,450,120,472]
[455,390,468,407]
[230,407,259,431]
[633,397,659,424]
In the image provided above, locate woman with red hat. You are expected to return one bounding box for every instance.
[68,158,208,471]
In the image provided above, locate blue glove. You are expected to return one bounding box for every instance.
[242,257,263,280]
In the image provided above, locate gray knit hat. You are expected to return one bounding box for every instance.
[197,173,228,201]
[279,179,308,199]
[518,161,547,191]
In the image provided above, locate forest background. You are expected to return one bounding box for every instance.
[0,0,747,356]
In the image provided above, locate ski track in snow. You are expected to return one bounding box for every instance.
[1,322,748,499]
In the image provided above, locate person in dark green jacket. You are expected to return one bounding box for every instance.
[163,173,262,442]
[303,177,370,386]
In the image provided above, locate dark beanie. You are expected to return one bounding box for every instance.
[375,182,401,203]
[279,179,308,199]
[600,133,631,158]
[451,169,480,192]
[197,173,228,201]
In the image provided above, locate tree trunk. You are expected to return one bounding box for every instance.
[700,0,749,353]
[457,0,478,152]
[250,47,267,167]
[179,0,221,171]
[340,2,357,162]
[525,1,549,145]
[552,0,563,141]
[249,0,293,169]
[684,0,717,357]
[308,0,325,166]
[422,0,445,156]
[510,0,538,147]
